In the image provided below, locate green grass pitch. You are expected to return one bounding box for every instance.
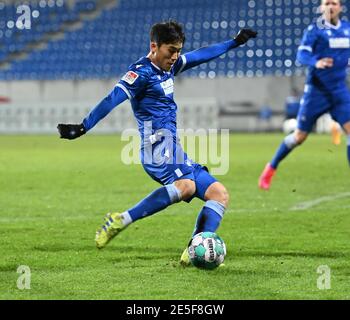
[0,134,349,300]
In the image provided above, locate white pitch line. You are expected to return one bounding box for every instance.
[290,192,350,211]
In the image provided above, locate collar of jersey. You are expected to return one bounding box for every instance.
[145,57,171,75]
[324,20,342,30]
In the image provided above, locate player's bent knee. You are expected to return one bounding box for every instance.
[296,135,307,145]
[174,179,196,201]
[205,182,229,208]
[294,131,308,145]
[219,187,229,208]
[285,131,307,149]
[216,185,229,208]
[222,188,229,208]
[181,182,196,200]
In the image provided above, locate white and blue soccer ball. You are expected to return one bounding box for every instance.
[188,232,226,270]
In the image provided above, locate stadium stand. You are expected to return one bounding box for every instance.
[1,0,349,134]
[1,0,349,80]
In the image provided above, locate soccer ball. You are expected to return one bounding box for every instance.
[188,232,226,270]
[282,118,297,134]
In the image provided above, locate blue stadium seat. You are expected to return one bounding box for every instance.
[3,0,350,80]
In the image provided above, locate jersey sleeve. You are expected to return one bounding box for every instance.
[297,25,318,67]
[172,55,187,76]
[172,39,238,76]
[116,67,150,99]
[82,85,128,131]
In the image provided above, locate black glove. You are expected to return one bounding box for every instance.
[57,123,86,140]
[234,29,258,46]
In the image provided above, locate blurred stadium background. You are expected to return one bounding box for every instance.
[0,0,349,133]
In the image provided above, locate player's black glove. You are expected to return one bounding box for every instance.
[234,29,258,46]
[57,123,86,140]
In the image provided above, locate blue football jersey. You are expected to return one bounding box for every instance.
[297,20,350,90]
[116,56,186,140]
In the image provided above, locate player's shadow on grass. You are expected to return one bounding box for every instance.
[32,244,182,257]
[101,245,184,263]
[237,250,346,259]
[33,244,94,252]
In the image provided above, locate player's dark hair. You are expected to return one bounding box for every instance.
[150,20,185,46]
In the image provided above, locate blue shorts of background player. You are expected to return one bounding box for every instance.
[297,85,350,133]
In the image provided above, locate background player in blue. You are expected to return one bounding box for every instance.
[259,0,350,190]
[57,21,257,265]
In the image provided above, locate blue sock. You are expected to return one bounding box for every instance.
[270,133,298,169]
[128,184,181,222]
[192,200,225,236]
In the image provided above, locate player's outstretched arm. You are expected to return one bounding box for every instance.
[57,86,128,140]
[174,29,257,75]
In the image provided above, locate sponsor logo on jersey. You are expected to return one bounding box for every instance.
[122,71,139,85]
[160,78,174,95]
[329,37,350,48]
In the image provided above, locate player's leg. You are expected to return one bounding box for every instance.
[95,183,181,249]
[192,181,228,236]
[172,144,228,236]
[126,179,195,222]
[258,129,309,190]
[259,89,330,190]
[270,129,309,169]
[96,179,195,249]
[181,167,228,265]
[96,134,199,249]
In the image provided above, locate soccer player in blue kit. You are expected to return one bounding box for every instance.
[259,0,350,190]
[57,21,257,264]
